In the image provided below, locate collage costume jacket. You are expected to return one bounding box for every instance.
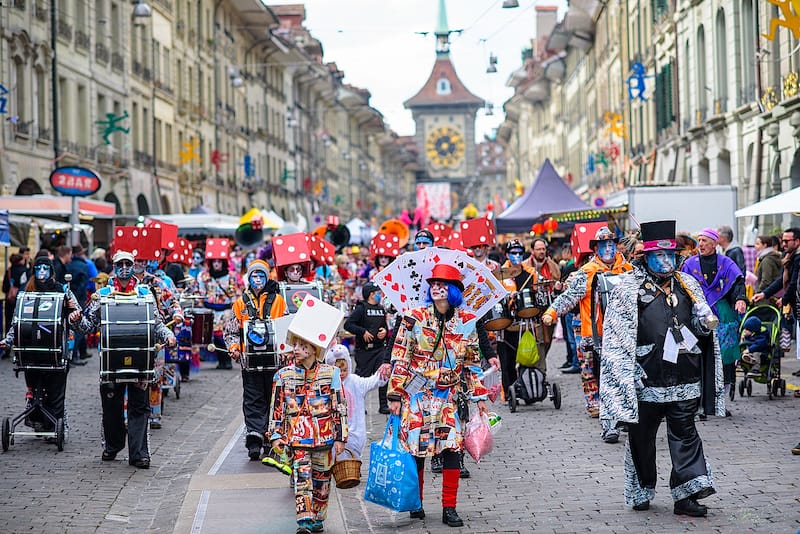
[268,362,348,449]
[388,305,489,456]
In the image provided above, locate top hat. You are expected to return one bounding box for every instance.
[640,220,676,252]
[426,263,464,292]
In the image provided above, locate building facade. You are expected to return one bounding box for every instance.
[0,0,414,229]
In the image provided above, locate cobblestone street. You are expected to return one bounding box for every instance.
[1,341,799,533]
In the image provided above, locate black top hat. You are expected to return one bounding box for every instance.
[640,220,676,252]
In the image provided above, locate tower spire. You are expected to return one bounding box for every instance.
[435,0,450,56]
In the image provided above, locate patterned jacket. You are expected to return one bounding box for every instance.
[268,362,348,449]
[599,269,725,427]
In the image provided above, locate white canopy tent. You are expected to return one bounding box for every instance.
[735,187,800,217]
[151,213,240,235]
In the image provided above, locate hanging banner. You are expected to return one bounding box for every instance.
[416,182,451,221]
[49,166,102,196]
[0,209,9,247]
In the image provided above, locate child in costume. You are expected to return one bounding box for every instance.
[324,344,390,459]
[268,297,347,534]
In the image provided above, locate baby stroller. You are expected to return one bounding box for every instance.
[737,305,787,399]
[507,366,561,412]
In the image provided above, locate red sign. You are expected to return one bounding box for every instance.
[49,166,102,197]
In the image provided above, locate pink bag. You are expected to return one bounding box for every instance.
[464,412,494,462]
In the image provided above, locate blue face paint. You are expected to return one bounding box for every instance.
[145,260,159,274]
[508,251,523,265]
[596,241,617,262]
[115,260,133,280]
[414,238,433,251]
[646,250,675,275]
[34,264,51,281]
[373,292,382,303]
[248,270,267,290]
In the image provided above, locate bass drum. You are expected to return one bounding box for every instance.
[241,319,281,371]
[99,293,158,383]
[13,292,69,370]
[190,308,214,345]
[483,299,512,331]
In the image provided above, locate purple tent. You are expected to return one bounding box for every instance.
[496,159,589,233]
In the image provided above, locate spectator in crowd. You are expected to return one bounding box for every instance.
[2,253,28,359]
[66,246,96,364]
[754,235,782,293]
[754,228,800,316]
[54,245,71,284]
[19,246,31,271]
[718,225,746,275]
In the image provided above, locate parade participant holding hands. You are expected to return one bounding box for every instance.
[73,250,176,469]
[223,259,287,460]
[197,238,242,369]
[387,264,489,528]
[324,343,389,459]
[268,301,348,534]
[542,226,632,443]
[344,282,391,414]
[681,228,746,406]
[1,255,82,432]
[600,220,723,516]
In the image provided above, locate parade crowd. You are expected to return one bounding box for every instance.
[2,214,799,533]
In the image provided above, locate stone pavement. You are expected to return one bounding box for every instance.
[1,339,800,534]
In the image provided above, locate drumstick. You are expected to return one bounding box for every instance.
[207,344,229,353]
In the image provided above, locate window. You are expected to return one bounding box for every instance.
[77,85,87,144]
[35,68,46,133]
[110,2,119,53]
[14,59,25,121]
[696,25,707,118]
[95,0,105,45]
[163,48,171,87]
[715,9,727,112]
[436,77,451,95]
[132,102,139,151]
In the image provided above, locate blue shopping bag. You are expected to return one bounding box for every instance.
[363,414,421,512]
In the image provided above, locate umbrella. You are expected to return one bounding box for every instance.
[373,247,508,318]
[735,187,800,217]
[307,234,336,265]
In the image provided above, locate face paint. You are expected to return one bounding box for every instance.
[377,256,390,267]
[596,241,617,263]
[414,238,432,251]
[471,246,487,259]
[133,260,146,274]
[430,280,449,301]
[192,253,204,266]
[145,260,159,274]
[248,270,267,290]
[646,250,676,275]
[285,264,303,282]
[293,339,317,367]
[508,251,523,265]
[212,260,223,270]
[373,292,382,304]
[115,260,133,280]
[34,264,51,281]
[244,252,256,269]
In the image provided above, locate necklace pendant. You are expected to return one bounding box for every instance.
[667,293,678,307]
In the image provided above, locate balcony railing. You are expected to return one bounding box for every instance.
[96,43,109,64]
[133,150,154,168]
[37,128,51,142]
[111,52,124,72]
[57,19,72,42]
[34,4,47,21]
[75,30,90,51]
[13,120,33,137]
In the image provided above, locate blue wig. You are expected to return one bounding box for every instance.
[425,282,464,308]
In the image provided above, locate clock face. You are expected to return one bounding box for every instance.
[425,126,466,168]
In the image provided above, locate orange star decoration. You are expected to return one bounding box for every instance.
[604,111,627,139]
[763,0,800,40]
[179,138,201,165]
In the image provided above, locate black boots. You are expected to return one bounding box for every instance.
[674,497,707,517]
[245,434,262,461]
[442,507,463,527]
[458,451,470,479]
[632,501,650,511]
[431,454,443,473]
[409,508,425,519]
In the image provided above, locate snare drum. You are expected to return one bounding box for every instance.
[99,293,158,383]
[514,288,538,318]
[241,319,282,371]
[190,308,214,345]
[533,286,553,314]
[280,282,323,314]
[13,292,69,370]
[483,299,512,331]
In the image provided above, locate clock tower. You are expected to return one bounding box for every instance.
[404,0,484,206]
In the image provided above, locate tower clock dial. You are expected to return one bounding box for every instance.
[425,126,466,168]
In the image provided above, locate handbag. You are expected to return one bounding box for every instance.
[464,412,494,462]
[363,415,421,513]
[515,327,539,367]
[780,326,791,352]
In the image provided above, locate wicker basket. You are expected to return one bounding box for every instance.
[331,448,362,489]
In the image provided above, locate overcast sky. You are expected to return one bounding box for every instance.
[269,0,566,141]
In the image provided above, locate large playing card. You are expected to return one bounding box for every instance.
[373,247,507,319]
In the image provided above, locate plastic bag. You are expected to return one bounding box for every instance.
[516,329,539,367]
[363,415,421,512]
[464,412,494,462]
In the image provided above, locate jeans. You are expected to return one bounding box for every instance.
[562,312,578,368]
